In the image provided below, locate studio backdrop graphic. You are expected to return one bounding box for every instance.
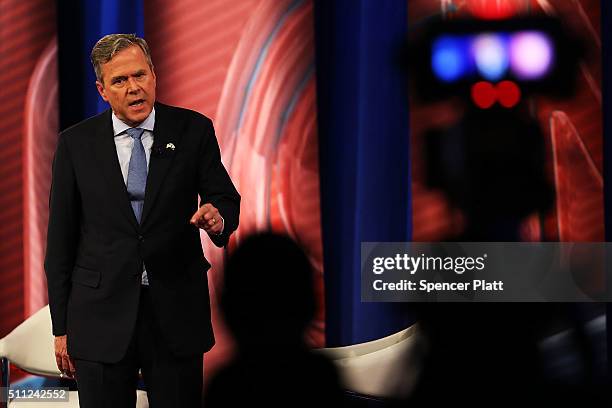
[146,0,325,371]
[15,0,326,378]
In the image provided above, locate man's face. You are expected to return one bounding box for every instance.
[96,45,156,127]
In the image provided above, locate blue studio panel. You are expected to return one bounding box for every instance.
[314,0,416,346]
[57,0,144,128]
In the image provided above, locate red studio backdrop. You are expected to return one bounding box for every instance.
[6,0,324,381]
[145,0,324,376]
[0,0,57,341]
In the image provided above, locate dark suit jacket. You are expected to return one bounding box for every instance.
[44,102,240,363]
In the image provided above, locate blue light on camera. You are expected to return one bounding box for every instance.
[431,36,471,82]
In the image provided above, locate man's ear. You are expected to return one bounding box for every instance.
[96,80,109,102]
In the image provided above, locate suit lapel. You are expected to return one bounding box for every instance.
[92,109,140,230]
[141,103,183,226]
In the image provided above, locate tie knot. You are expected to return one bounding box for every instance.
[126,128,145,140]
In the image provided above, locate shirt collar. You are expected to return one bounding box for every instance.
[112,107,156,136]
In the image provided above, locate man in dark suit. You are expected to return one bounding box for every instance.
[44,33,240,407]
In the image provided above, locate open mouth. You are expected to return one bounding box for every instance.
[129,99,145,107]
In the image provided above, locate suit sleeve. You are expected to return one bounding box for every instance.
[197,118,240,247]
[44,133,80,336]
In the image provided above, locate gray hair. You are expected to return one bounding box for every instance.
[91,34,153,84]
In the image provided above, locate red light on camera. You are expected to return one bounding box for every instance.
[466,0,524,20]
[471,81,496,109]
[497,80,521,107]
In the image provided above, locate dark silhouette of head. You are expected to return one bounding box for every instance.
[208,232,344,407]
[221,232,316,349]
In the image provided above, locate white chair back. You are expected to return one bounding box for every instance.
[316,325,422,399]
[0,306,59,377]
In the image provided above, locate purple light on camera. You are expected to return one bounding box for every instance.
[509,31,553,80]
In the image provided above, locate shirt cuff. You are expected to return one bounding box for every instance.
[209,214,224,235]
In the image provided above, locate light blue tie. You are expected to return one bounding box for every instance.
[126,128,147,223]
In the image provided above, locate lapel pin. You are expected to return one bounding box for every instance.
[166,143,175,151]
